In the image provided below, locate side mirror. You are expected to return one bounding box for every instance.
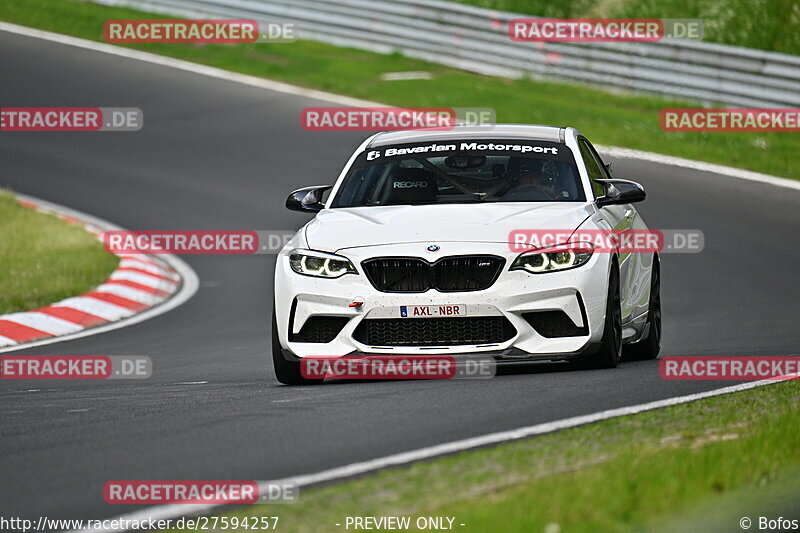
[595,179,646,208]
[286,185,333,213]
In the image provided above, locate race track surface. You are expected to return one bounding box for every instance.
[1,30,799,521]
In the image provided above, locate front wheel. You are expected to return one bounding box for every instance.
[624,255,661,361]
[589,262,622,369]
[271,309,323,385]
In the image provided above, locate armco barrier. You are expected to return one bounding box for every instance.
[93,0,800,107]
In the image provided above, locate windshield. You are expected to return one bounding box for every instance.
[330,139,585,207]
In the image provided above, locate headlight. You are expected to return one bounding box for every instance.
[510,242,593,274]
[289,249,356,278]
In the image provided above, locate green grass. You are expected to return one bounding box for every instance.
[1,0,799,180]
[162,380,800,532]
[451,0,800,55]
[0,191,119,314]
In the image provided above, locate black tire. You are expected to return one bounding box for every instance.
[589,261,622,369]
[624,256,661,361]
[271,309,323,385]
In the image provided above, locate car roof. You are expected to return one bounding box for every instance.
[368,124,573,147]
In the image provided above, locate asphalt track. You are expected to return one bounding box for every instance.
[1,29,799,522]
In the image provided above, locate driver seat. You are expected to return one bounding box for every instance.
[380,168,438,205]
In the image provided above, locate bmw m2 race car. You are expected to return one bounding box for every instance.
[272,125,661,384]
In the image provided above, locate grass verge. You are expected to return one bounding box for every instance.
[1,0,799,180]
[0,191,119,314]
[165,380,799,532]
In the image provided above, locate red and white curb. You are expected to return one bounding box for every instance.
[0,193,198,352]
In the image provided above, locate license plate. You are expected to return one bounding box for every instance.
[400,304,467,318]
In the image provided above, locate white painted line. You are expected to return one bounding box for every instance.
[66,375,797,533]
[1,21,798,192]
[0,194,199,354]
[596,145,800,192]
[0,312,84,335]
[0,22,380,109]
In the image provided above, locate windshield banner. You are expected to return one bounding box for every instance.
[357,140,570,166]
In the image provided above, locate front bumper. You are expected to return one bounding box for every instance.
[274,243,611,360]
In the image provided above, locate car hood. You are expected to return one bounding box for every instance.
[305,203,594,251]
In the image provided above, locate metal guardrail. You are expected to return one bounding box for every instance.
[94,0,800,107]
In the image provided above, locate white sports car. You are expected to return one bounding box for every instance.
[272,125,661,384]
